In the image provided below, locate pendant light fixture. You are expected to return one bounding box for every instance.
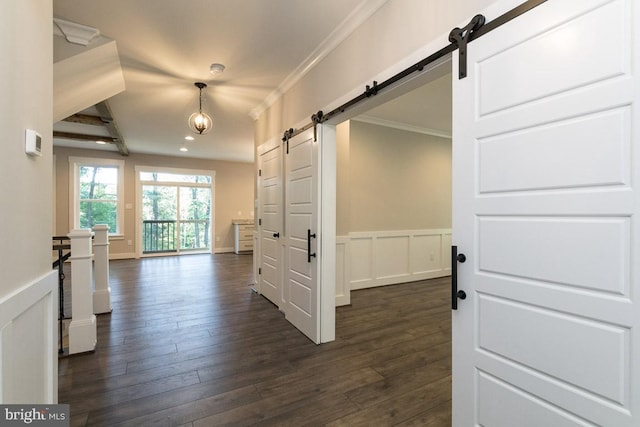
[188,82,212,135]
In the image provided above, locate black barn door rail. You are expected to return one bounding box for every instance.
[283,0,547,139]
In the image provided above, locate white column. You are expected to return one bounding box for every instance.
[92,224,112,314]
[67,229,96,354]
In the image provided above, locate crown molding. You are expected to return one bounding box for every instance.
[353,115,452,139]
[53,18,101,46]
[249,0,389,120]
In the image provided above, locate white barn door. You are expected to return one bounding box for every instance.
[284,128,320,343]
[452,0,640,426]
[258,144,283,307]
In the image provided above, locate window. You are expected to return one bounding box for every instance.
[136,166,215,256]
[69,157,124,235]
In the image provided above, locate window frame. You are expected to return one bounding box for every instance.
[69,156,125,237]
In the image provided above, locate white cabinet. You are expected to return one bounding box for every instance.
[233,221,254,254]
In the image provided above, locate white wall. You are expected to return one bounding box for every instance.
[347,120,451,232]
[0,0,57,403]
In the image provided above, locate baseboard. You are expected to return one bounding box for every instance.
[109,252,136,260]
[214,247,235,254]
[110,249,236,258]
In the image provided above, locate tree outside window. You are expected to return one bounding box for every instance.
[70,157,124,235]
[79,166,118,231]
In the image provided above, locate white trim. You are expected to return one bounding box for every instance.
[109,252,136,260]
[319,124,336,343]
[52,154,57,235]
[137,166,217,182]
[214,247,235,254]
[68,156,125,235]
[335,236,351,306]
[352,115,452,139]
[249,0,390,120]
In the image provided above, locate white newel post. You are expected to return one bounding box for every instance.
[67,229,97,354]
[92,224,112,314]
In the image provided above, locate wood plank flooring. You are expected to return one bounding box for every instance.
[58,253,451,426]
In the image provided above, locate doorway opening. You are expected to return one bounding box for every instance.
[330,59,455,409]
[331,55,453,307]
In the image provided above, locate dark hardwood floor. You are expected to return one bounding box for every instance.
[58,253,452,426]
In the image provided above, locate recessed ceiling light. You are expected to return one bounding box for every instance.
[95,140,107,145]
[184,136,194,141]
[210,63,225,76]
[180,146,188,152]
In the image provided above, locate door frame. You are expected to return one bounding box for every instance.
[317,124,336,343]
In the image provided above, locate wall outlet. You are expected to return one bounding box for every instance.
[127,240,132,246]
[430,252,435,261]
[216,236,220,242]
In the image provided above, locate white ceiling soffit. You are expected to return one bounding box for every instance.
[53,39,125,122]
[249,0,389,120]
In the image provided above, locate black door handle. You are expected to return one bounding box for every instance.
[273,232,280,238]
[307,229,316,263]
[451,246,467,310]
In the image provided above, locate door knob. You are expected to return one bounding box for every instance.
[273,232,280,238]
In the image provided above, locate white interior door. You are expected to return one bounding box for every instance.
[258,144,283,307]
[452,0,639,425]
[285,128,320,343]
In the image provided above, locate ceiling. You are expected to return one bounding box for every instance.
[52,0,451,163]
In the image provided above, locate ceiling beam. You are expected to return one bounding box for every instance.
[53,131,117,143]
[94,100,129,156]
[62,113,108,126]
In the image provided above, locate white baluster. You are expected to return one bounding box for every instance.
[67,229,96,354]
[92,224,112,314]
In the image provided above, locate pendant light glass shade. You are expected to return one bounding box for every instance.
[188,82,212,135]
[188,111,212,135]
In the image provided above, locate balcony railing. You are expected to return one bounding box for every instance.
[143,220,177,253]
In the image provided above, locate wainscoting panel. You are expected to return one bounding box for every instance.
[350,237,374,286]
[335,236,350,306]
[343,229,452,291]
[376,235,411,282]
[0,270,58,403]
